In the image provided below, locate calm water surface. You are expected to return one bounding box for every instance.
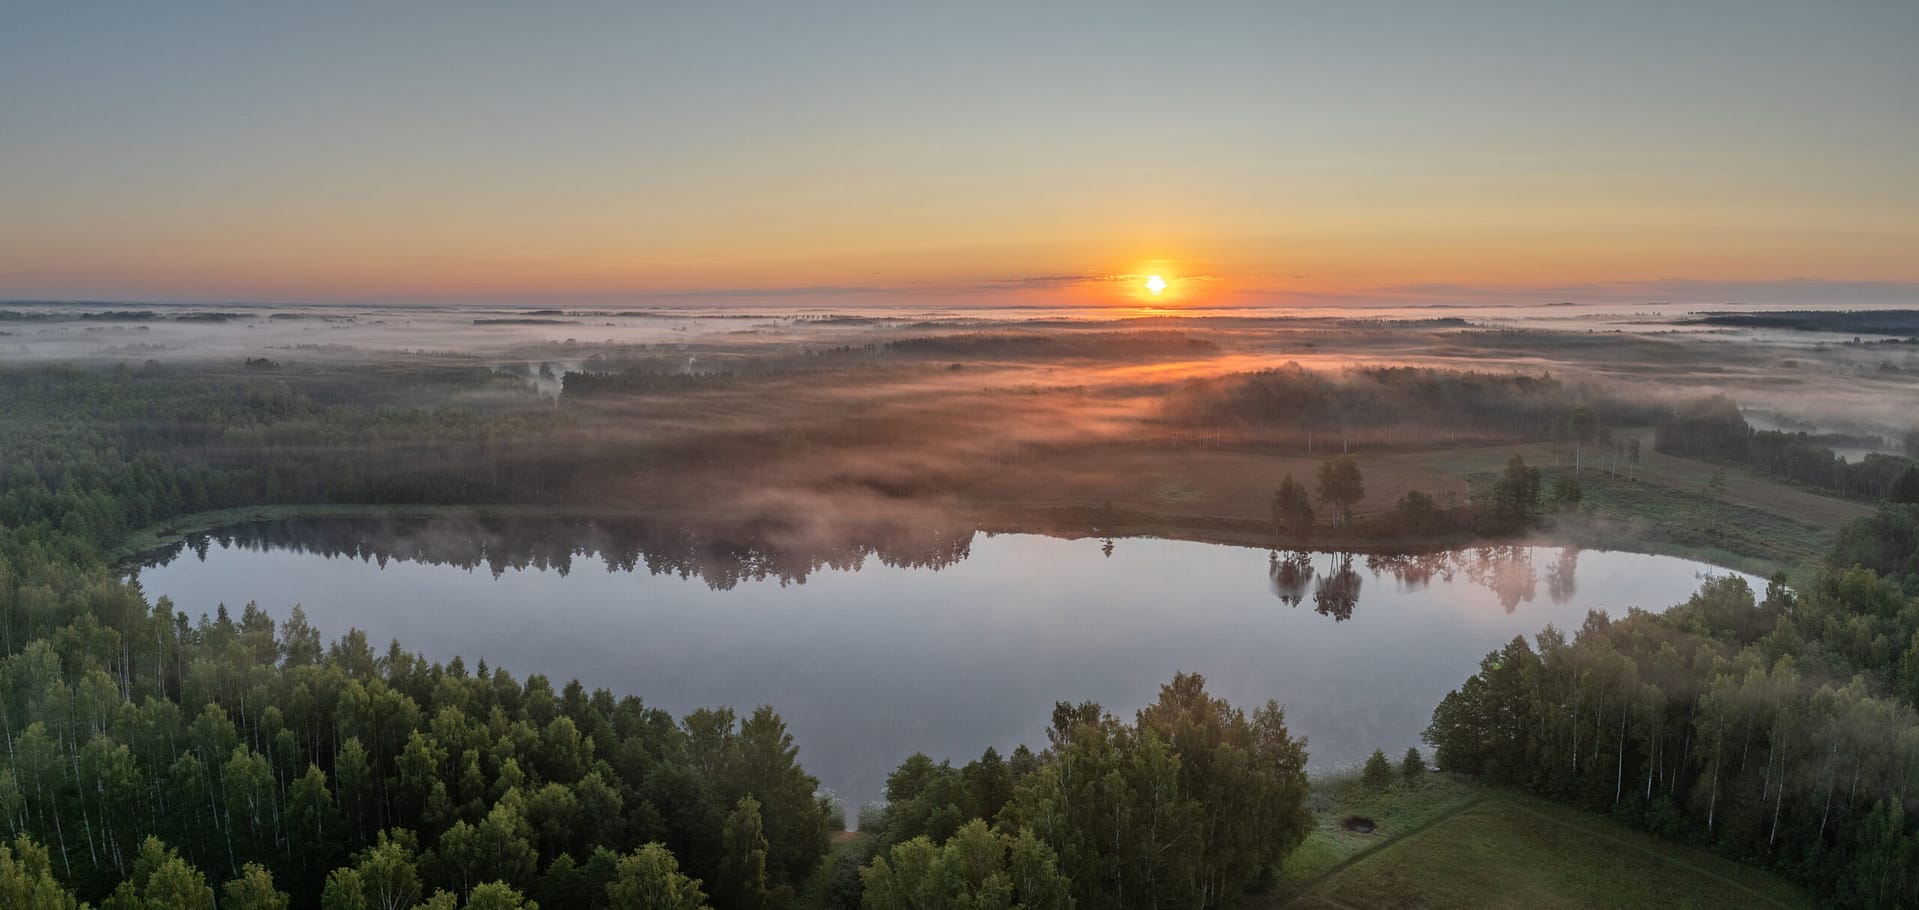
[132,518,1753,811]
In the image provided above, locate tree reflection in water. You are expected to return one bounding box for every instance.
[1546,546,1578,604]
[1312,552,1365,621]
[144,518,1583,620]
[1463,545,1537,612]
[137,515,976,591]
[1274,545,1580,619]
[1268,550,1313,607]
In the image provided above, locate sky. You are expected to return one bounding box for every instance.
[2,2,1915,308]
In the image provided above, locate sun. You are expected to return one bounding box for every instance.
[1145,275,1167,295]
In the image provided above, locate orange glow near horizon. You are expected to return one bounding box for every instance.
[3,8,1915,306]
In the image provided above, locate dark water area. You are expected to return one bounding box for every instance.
[130,517,1755,813]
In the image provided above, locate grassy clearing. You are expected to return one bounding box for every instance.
[1546,471,1830,573]
[1410,433,1864,573]
[1280,788,1813,910]
[1269,772,1482,895]
[1407,431,1869,532]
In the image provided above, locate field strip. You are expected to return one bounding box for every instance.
[1311,896,1367,910]
[1493,797,1802,910]
[1260,796,1486,908]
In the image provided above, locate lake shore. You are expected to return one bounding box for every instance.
[115,494,1795,580]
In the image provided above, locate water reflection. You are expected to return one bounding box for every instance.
[149,520,1600,621]
[1272,545,1589,619]
[132,519,1746,811]
[138,515,976,590]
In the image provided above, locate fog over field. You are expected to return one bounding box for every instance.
[9,300,1914,534]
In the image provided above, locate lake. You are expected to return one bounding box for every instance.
[130,517,1753,814]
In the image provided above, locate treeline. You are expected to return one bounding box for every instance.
[1161,365,1665,451]
[1684,310,1919,335]
[1655,395,1915,501]
[1425,509,1919,907]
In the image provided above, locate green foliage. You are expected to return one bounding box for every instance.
[466,881,538,910]
[715,797,769,910]
[1892,466,1919,504]
[1401,748,1425,784]
[1549,474,1582,510]
[1361,750,1394,790]
[1830,504,1919,592]
[858,821,1069,910]
[1704,469,1728,497]
[607,843,711,910]
[1271,474,1315,539]
[999,672,1311,909]
[1392,489,1440,535]
[223,864,291,910]
[0,837,82,910]
[1315,457,1365,526]
[107,837,215,910]
[869,747,1022,851]
[1490,454,1541,524]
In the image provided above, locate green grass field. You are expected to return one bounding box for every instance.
[1265,777,1813,910]
[1271,774,1484,894]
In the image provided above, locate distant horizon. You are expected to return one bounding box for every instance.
[4,276,1917,313]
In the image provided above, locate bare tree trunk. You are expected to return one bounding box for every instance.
[1615,710,1627,805]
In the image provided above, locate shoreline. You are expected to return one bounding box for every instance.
[114,499,1793,579]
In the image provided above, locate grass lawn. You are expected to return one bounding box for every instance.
[1268,779,1814,910]
[1270,773,1483,894]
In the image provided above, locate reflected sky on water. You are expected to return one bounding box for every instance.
[134,518,1755,811]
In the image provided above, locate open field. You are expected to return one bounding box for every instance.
[1268,778,1813,910]
[1408,433,1870,529]
[1270,775,1485,894]
[1548,473,1832,574]
[1408,434,1868,571]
